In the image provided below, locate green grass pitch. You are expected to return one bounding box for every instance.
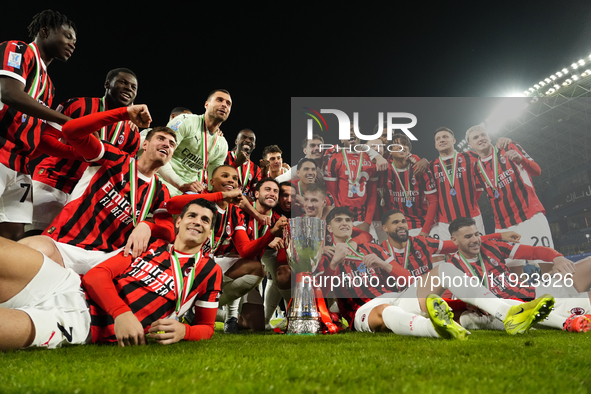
[2,328,591,393]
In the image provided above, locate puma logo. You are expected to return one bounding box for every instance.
[41,331,56,347]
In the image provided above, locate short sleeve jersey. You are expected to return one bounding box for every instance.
[0,41,55,173]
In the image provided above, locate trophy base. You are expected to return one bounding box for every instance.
[286,318,321,335]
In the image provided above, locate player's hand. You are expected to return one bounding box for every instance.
[323,245,336,259]
[259,159,270,175]
[125,221,151,258]
[148,319,186,345]
[127,120,139,133]
[235,150,249,167]
[216,129,224,137]
[552,256,576,275]
[127,104,152,128]
[500,231,521,242]
[374,155,388,171]
[222,188,243,204]
[419,231,429,237]
[271,216,289,237]
[356,222,370,233]
[503,150,522,162]
[268,237,285,250]
[363,254,387,271]
[256,212,272,227]
[282,163,291,170]
[294,194,304,207]
[412,158,429,176]
[496,137,512,150]
[114,311,146,347]
[330,243,350,270]
[179,181,206,194]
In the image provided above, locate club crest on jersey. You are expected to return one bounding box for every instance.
[226,224,231,235]
[118,133,125,145]
[415,251,422,259]
[500,157,507,164]
[361,314,366,322]
[411,178,417,186]
[489,258,499,267]
[184,267,193,276]
[570,307,585,316]
[458,156,463,163]
[8,52,22,68]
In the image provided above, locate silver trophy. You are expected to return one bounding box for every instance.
[284,216,325,335]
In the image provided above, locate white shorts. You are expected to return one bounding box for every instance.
[215,255,241,274]
[0,254,91,349]
[0,163,33,224]
[26,181,69,232]
[50,238,124,275]
[354,286,423,333]
[431,214,485,241]
[497,212,554,267]
[535,276,591,320]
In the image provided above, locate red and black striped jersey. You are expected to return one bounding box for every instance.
[448,239,534,301]
[44,143,170,251]
[0,41,55,173]
[379,161,436,230]
[234,208,281,260]
[85,239,222,343]
[381,235,443,278]
[325,151,377,223]
[203,203,246,257]
[225,151,261,197]
[473,143,544,229]
[315,242,397,328]
[430,151,483,224]
[33,97,140,194]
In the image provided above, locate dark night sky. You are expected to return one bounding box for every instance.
[4,2,591,165]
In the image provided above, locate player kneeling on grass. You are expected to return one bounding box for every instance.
[0,198,221,350]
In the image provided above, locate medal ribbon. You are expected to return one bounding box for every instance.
[171,248,203,318]
[234,152,251,193]
[98,97,125,144]
[332,238,364,262]
[200,117,220,184]
[457,251,489,289]
[26,43,48,101]
[438,151,457,190]
[390,162,412,204]
[342,150,363,189]
[209,208,229,254]
[386,239,411,269]
[253,201,273,240]
[129,159,156,227]
[477,147,500,197]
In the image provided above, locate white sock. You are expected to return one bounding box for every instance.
[264,280,282,324]
[382,306,439,338]
[219,274,263,320]
[438,263,512,321]
[215,307,226,322]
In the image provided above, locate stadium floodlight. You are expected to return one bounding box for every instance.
[545,78,551,83]
[563,79,571,86]
[528,87,535,92]
[553,84,560,89]
[562,68,569,74]
[578,59,585,65]
[485,97,529,135]
[547,88,555,94]
[539,81,546,86]
[523,90,530,95]
[534,84,540,89]
[572,63,579,69]
[550,75,557,80]
[556,72,563,77]
[572,74,579,80]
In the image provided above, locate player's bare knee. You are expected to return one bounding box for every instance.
[276,265,292,289]
[18,236,63,266]
[368,304,389,332]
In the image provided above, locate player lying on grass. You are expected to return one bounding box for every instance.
[0,198,221,350]
[417,217,591,333]
[316,207,556,339]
